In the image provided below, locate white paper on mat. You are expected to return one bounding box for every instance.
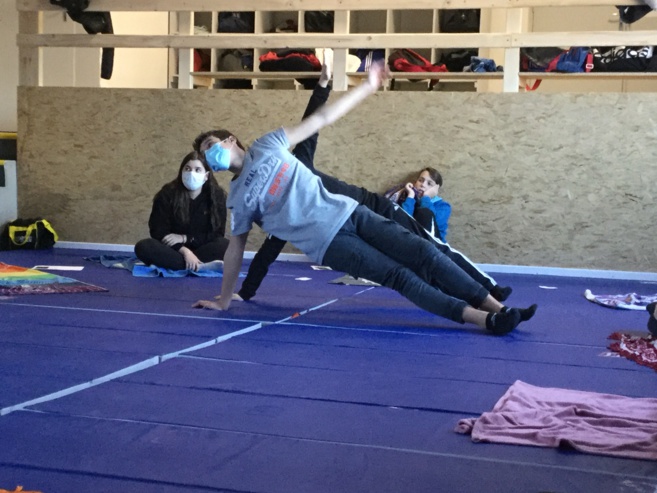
[33,265,84,271]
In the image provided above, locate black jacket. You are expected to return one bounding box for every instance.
[148,185,226,250]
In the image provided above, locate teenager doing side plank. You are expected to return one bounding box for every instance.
[192,61,536,335]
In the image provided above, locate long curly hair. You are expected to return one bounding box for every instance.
[161,151,227,235]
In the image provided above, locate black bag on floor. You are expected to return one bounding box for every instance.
[0,218,59,250]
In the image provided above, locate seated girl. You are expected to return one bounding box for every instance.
[135,151,229,271]
[386,167,451,241]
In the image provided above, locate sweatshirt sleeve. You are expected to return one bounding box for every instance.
[216,188,228,238]
[401,196,416,216]
[238,235,287,300]
[148,189,174,242]
[415,196,452,241]
[432,199,452,241]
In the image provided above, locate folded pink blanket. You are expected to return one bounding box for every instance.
[456,380,657,461]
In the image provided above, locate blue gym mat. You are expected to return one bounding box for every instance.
[0,248,656,493]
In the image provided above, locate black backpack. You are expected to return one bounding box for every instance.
[439,9,480,33]
[50,0,89,14]
[304,11,334,33]
[218,12,255,33]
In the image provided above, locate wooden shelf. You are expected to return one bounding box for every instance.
[192,70,657,82]
[18,0,657,93]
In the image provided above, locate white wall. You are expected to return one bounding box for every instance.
[100,12,169,89]
[0,161,17,226]
[0,6,170,131]
[42,11,101,87]
[0,0,19,131]
[42,11,169,88]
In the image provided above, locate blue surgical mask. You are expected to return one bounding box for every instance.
[181,170,206,191]
[205,142,231,172]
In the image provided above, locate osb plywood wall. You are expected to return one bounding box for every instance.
[17,87,656,272]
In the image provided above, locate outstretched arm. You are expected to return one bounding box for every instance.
[283,61,387,149]
[292,64,332,170]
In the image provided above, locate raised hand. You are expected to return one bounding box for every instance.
[367,59,389,91]
[319,58,332,87]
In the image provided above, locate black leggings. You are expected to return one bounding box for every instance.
[134,237,229,271]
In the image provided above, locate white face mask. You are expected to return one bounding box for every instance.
[181,170,207,191]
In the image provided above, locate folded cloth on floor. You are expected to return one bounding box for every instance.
[455,380,657,461]
[584,289,657,310]
[132,260,226,278]
[328,274,381,286]
[86,255,229,278]
[86,254,142,271]
[609,332,657,372]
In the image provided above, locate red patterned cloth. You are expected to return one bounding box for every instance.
[609,332,657,372]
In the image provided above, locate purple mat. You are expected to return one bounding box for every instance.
[1,412,653,493]
[2,249,657,492]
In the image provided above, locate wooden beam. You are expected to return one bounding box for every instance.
[18,31,657,50]
[519,72,657,79]
[503,9,523,93]
[513,31,657,47]
[16,0,646,12]
[177,12,194,89]
[18,11,42,87]
[332,10,350,91]
[17,33,513,49]
[190,71,504,80]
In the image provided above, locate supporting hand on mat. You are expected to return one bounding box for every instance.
[215,293,243,302]
[192,299,224,310]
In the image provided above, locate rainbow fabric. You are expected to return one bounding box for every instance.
[0,262,107,296]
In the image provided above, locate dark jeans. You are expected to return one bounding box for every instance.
[314,171,496,291]
[413,207,440,238]
[323,206,489,323]
[134,237,229,271]
[238,83,497,300]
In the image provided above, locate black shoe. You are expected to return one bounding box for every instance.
[490,285,512,302]
[486,309,521,336]
[519,304,537,322]
[502,304,537,322]
[647,302,657,337]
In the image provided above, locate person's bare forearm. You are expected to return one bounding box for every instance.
[310,81,375,129]
[284,61,386,148]
[218,234,247,309]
